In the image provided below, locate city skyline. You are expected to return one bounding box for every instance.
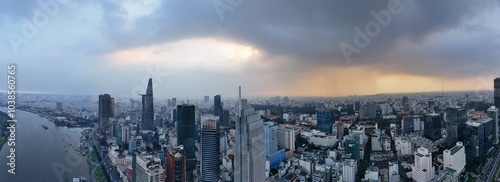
[2,1,500,97]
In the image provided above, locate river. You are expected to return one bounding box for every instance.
[0,107,90,182]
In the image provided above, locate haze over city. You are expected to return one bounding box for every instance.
[2,0,500,97]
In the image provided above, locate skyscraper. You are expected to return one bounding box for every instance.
[443,142,465,174]
[176,104,196,182]
[98,94,114,129]
[141,78,154,131]
[316,108,335,135]
[223,109,230,127]
[445,107,466,148]
[204,95,210,103]
[234,87,266,182]
[487,106,499,144]
[264,122,278,156]
[344,134,360,164]
[495,78,500,108]
[200,115,220,182]
[412,147,435,182]
[214,95,224,126]
[424,113,442,141]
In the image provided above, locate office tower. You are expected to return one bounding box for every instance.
[464,119,486,165]
[344,134,360,163]
[495,78,500,108]
[487,106,499,144]
[141,78,154,131]
[278,125,295,151]
[234,87,266,182]
[134,154,164,182]
[114,102,121,117]
[264,122,278,156]
[402,96,409,111]
[402,116,415,134]
[359,103,377,119]
[56,102,63,110]
[171,108,177,123]
[98,94,114,129]
[316,108,335,135]
[223,109,230,127]
[424,113,442,141]
[411,147,435,182]
[443,142,465,174]
[121,124,130,145]
[165,146,186,182]
[342,159,357,182]
[264,122,286,168]
[176,104,196,181]
[445,107,466,147]
[204,96,209,103]
[214,95,224,126]
[200,115,220,182]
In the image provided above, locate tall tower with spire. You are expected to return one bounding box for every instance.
[234,86,266,182]
[141,78,154,131]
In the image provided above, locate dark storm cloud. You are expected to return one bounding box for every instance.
[3,0,500,80]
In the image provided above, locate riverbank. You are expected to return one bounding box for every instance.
[0,111,12,151]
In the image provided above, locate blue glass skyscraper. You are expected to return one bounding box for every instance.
[316,108,335,135]
[141,78,154,131]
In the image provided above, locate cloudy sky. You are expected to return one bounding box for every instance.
[1,0,500,98]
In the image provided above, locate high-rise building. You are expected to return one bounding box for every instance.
[141,78,154,131]
[464,120,484,163]
[278,125,295,151]
[264,122,278,155]
[56,102,63,110]
[344,134,360,164]
[176,104,196,181]
[412,147,435,182]
[342,159,357,182]
[214,95,224,126]
[264,122,286,168]
[487,106,499,144]
[402,116,415,134]
[443,142,465,174]
[165,146,186,182]
[234,87,266,182]
[98,94,114,129]
[223,109,230,127]
[424,113,442,141]
[316,108,335,135]
[445,107,466,148]
[200,115,220,182]
[134,154,164,182]
[495,78,500,108]
[402,96,409,112]
[204,95,210,103]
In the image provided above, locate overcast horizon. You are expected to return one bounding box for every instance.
[2,0,500,98]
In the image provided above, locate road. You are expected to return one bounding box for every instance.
[486,152,500,182]
[91,127,123,182]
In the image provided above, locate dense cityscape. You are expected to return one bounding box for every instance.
[0,78,499,182]
[4,1,500,182]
